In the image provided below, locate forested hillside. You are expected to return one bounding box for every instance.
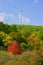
[0,22,43,65]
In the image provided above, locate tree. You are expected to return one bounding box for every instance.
[7,41,22,54]
[0,22,5,31]
[4,24,11,34]
[11,24,17,32]
[9,31,24,43]
[21,27,31,39]
[0,31,6,46]
[3,34,13,48]
[20,42,28,51]
[27,32,40,50]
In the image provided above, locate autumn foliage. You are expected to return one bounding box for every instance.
[7,41,22,54]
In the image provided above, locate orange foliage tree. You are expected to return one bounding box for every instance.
[7,41,22,54]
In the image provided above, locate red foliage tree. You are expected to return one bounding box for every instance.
[7,41,22,54]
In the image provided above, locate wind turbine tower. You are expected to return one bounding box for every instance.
[14,5,23,25]
[19,10,22,25]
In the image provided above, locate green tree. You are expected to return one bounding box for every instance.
[9,31,24,43]
[11,24,17,32]
[0,31,6,46]
[20,42,28,51]
[4,24,11,34]
[0,22,5,31]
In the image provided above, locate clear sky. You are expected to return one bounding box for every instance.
[0,0,43,26]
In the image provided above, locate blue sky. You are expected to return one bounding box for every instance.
[0,0,43,25]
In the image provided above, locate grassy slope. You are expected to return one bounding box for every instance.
[0,50,41,65]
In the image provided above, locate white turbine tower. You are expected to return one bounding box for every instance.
[14,5,23,25]
[19,10,22,25]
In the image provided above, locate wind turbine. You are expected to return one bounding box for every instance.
[14,5,23,25]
